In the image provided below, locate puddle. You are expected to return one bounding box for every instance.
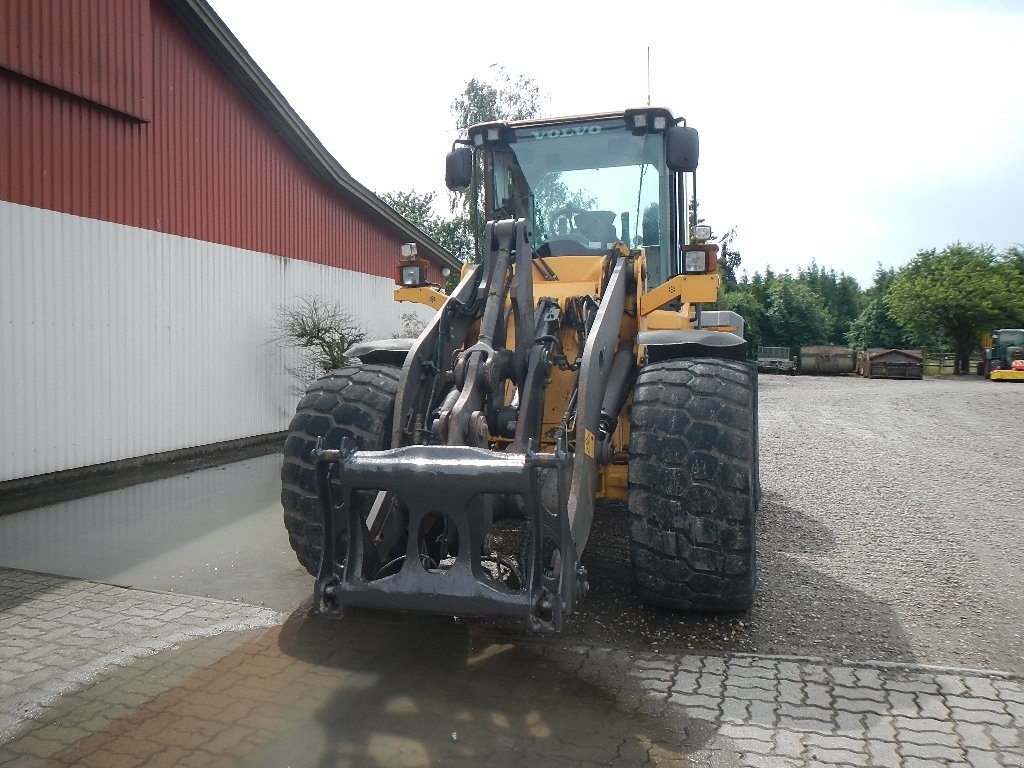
[3,608,709,767]
[0,454,309,611]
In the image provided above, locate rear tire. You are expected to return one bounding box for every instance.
[280,364,400,575]
[627,358,759,611]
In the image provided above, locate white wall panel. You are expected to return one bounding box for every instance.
[0,202,432,482]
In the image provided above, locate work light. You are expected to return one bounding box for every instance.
[692,225,712,242]
[400,265,425,286]
[683,250,708,273]
[396,243,426,287]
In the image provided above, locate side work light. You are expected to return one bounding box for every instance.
[683,250,708,273]
[400,265,426,286]
[674,244,719,276]
[395,243,427,287]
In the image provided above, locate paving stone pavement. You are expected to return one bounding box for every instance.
[609,651,1024,767]
[0,568,283,744]
[1,567,1021,767]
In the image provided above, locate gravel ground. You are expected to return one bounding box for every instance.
[564,374,1024,673]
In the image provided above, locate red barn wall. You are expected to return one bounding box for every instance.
[1,0,410,279]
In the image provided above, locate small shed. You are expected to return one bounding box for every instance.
[857,349,924,380]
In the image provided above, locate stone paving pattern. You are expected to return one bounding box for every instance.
[613,651,1024,767]
[0,568,282,744]
[0,567,1021,767]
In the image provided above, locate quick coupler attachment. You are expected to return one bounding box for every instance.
[311,439,583,632]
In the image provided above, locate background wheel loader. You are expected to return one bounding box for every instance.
[281,107,759,631]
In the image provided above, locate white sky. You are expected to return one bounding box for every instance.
[208,0,1024,287]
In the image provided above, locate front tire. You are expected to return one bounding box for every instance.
[280,364,400,575]
[627,358,759,611]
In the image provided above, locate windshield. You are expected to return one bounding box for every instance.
[489,120,674,283]
[996,330,1024,347]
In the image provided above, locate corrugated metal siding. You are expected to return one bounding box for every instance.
[0,0,152,120]
[0,1,449,482]
[0,201,431,482]
[0,0,407,279]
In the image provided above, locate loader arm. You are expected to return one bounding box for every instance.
[567,256,629,551]
[311,218,607,631]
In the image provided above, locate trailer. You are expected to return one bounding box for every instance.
[756,346,796,374]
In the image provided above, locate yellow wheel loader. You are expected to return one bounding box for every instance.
[281,108,759,631]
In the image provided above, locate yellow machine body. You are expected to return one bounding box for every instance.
[990,369,1024,382]
[397,245,725,501]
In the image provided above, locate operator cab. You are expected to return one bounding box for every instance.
[446,108,699,287]
[993,329,1024,363]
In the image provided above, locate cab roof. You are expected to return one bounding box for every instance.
[466,107,678,138]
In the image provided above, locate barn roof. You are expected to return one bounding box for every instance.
[164,0,460,272]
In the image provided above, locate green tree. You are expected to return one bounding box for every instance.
[379,189,435,229]
[716,227,743,288]
[450,66,545,131]
[450,67,546,261]
[846,298,915,350]
[845,265,915,350]
[760,276,833,349]
[1005,245,1024,281]
[797,261,863,344]
[381,69,546,268]
[718,287,764,350]
[380,189,473,265]
[719,266,833,353]
[886,243,1024,374]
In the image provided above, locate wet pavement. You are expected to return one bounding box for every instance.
[0,455,307,611]
[2,568,1022,767]
[0,568,704,767]
[2,381,1024,766]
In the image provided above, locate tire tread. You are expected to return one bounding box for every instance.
[627,358,759,611]
[281,364,400,574]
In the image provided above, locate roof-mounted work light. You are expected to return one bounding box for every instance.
[625,108,673,135]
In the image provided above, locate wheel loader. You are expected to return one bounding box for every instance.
[281,107,759,632]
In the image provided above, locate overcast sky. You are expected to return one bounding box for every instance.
[208,0,1024,287]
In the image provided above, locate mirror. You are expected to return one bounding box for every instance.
[665,126,699,172]
[445,147,473,190]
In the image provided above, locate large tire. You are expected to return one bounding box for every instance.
[627,358,758,612]
[281,364,400,575]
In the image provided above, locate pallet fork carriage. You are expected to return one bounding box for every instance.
[281,108,760,631]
